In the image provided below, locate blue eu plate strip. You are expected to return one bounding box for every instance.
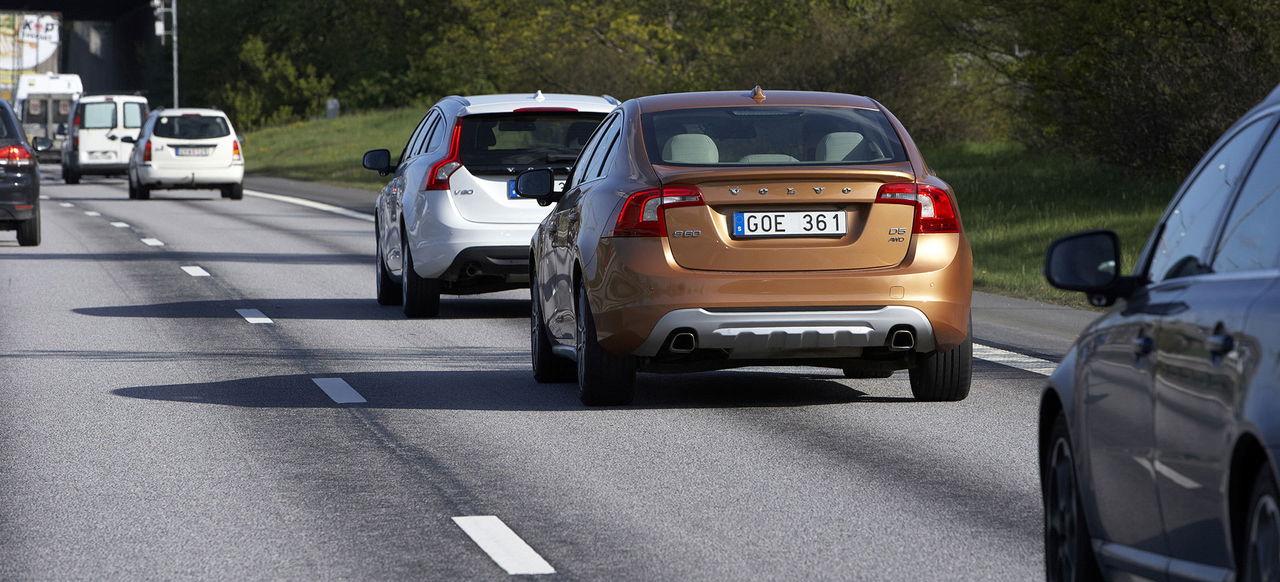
[733,213,744,235]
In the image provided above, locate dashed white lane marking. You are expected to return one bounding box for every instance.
[245,189,375,222]
[140,238,165,246]
[180,266,210,277]
[234,309,273,324]
[974,344,1058,376]
[84,211,101,217]
[311,378,367,404]
[58,202,73,207]
[38,195,49,200]
[110,222,130,228]
[452,516,556,576]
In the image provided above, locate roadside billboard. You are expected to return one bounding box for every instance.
[0,12,62,103]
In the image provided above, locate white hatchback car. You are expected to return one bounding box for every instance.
[362,92,615,317]
[125,108,244,200]
[63,94,149,184]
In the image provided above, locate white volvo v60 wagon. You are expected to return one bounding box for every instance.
[125,108,244,200]
[362,92,614,317]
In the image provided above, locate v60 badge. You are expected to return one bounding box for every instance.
[672,230,702,238]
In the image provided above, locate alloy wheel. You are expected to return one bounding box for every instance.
[1046,437,1079,582]
[1246,493,1280,582]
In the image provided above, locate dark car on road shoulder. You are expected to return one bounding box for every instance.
[1040,84,1280,581]
[0,100,52,246]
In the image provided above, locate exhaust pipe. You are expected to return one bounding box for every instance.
[888,329,915,352]
[464,263,484,278]
[668,332,697,354]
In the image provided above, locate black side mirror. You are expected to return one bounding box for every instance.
[120,135,136,144]
[56,123,67,136]
[237,135,246,145]
[515,168,561,205]
[362,149,394,176]
[31,137,53,152]
[1044,229,1139,306]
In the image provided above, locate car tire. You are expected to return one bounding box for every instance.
[64,165,80,185]
[374,223,402,306]
[136,181,151,201]
[1242,463,1280,582]
[400,234,440,318]
[1043,410,1103,582]
[531,279,575,383]
[908,328,972,401]
[16,204,40,246]
[575,283,635,406]
[222,183,243,200]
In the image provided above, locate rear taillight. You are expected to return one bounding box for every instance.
[612,185,705,237]
[232,140,242,162]
[424,124,463,191]
[875,182,960,233]
[73,115,80,127]
[143,140,152,163]
[73,136,79,149]
[0,145,33,167]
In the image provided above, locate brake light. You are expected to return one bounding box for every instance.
[0,145,33,167]
[73,136,79,149]
[875,182,960,233]
[612,185,705,237]
[73,115,80,127]
[143,139,152,162]
[424,124,463,190]
[513,107,578,112]
[232,139,242,162]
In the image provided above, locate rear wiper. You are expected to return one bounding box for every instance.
[546,154,577,163]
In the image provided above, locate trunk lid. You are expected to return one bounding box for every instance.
[658,165,918,272]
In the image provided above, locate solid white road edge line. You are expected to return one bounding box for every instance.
[244,189,375,222]
[452,516,556,576]
[140,238,165,246]
[110,222,130,228]
[973,343,1058,376]
[311,378,367,404]
[234,308,273,324]
[84,211,101,217]
[180,266,211,277]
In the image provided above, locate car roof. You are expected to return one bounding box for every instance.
[453,92,617,116]
[78,94,148,103]
[155,107,231,118]
[634,89,881,113]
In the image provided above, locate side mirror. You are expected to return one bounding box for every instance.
[56,123,67,136]
[31,137,53,152]
[362,149,394,176]
[1044,229,1138,306]
[120,135,136,144]
[237,135,246,145]
[515,168,560,205]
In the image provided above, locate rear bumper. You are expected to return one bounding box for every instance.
[405,190,540,279]
[137,163,243,187]
[0,171,39,221]
[75,161,129,175]
[634,306,936,358]
[0,204,36,221]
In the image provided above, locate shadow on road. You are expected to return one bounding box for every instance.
[0,251,369,264]
[111,368,904,411]
[71,296,527,321]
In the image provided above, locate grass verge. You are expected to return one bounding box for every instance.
[246,115,1182,308]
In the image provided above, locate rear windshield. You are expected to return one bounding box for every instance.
[80,103,116,129]
[154,115,231,139]
[642,106,908,166]
[459,112,606,174]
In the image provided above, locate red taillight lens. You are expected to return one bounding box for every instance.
[232,140,242,162]
[612,185,705,237]
[424,124,463,191]
[0,145,33,166]
[143,140,152,162]
[875,182,960,233]
[73,115,80,127]
[73,136,79,149]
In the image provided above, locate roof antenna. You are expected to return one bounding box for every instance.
[750,85,766,103]
[533,90,545,102]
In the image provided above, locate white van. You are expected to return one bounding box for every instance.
[63,95,150,184]
[14,73,83,161]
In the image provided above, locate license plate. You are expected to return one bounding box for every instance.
[732,210,847,238]
[507,179,566,199]
[174,147,212,157]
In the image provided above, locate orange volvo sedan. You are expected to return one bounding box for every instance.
[516,88,973,405]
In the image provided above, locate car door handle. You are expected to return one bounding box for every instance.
[1130,337,1153,355]
[1207,333,1234,355]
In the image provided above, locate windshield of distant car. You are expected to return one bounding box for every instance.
[642,106,908,166]
[154,115,231,140]
[80,103,116,129]
[459,112,606,174]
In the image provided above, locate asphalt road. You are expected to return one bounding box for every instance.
[0,170,1097,580]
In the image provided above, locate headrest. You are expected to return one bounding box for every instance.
[738,154,799,163]
[816,132,865,161]
[661,134,718,164]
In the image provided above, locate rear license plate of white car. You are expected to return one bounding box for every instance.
[732,210,847,238]
[507,179,567,199]
[175,147,212,157]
